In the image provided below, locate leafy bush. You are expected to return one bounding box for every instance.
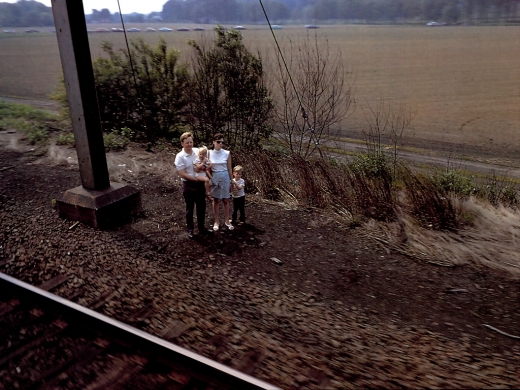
[26,124,49,145]
[103,131,129,151]
[187,26,273,148]
[433,170,473,197]
[92,38,188,145]
[500,185,518,208]
[56,132,75,146]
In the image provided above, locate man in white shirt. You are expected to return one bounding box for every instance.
[174,132,210,238]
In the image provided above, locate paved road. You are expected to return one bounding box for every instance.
[326,137,520,180]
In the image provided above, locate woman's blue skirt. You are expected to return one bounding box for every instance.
[210,171,231,199]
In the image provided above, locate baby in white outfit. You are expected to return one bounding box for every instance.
[193,146,213,196]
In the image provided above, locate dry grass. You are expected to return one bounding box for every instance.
[1,25,519,155]
[364,199,520,276]
[9,134,520,277]
[232,148,520,276]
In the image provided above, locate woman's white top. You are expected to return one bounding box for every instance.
[209,149,229,172]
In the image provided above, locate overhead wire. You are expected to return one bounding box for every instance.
[257,0,323,157]
[115,0,151,149]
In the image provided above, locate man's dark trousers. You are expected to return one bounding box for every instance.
[183,181,206,233]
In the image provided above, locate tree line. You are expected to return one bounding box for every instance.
[1,0,519,27]
[162,0,520,24]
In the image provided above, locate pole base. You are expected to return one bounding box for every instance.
[56,182,141,229]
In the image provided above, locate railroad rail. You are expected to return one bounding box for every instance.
[0,272,279,389]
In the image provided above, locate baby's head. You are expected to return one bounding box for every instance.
[233,165,243,179]
[198,146,208,158]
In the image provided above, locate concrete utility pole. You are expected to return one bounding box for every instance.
[52,0,140,228]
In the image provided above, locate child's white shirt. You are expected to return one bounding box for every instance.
[232,178,245,198]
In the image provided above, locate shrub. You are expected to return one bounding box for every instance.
[103,131,129,151]
[187,26,273,148]
[433,170,473,198]
[347,153,395,221]
[56,132,75,146]
[402,169,459,231]
[92,38,188,145]
[26,124,49,145]
[500,185,518,208]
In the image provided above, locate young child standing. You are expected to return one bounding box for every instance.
[193,146,213,197]
[231,165,246,225]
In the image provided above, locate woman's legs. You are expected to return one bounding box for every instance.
[212,198,220,229]
[223,198,230,225]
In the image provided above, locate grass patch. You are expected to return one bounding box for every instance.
[0,100,61,145]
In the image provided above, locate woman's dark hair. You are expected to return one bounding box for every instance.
[213,133,224,141]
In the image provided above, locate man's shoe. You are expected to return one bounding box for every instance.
[187,230,194,239]
[199,229,213,236]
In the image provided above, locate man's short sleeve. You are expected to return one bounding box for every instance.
[174,153,186,171]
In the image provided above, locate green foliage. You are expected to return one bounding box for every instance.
[48,78,72,127]
[0,101,54,145]
[103,131,129,152]
[433,170,473,198]
[0,100,55,122]
[119,126,135,140]
[500,185,518,208]
[350,153,392,180]
[187,26,273,148]
[0,1,54,27]
[25,124,49,145]
[92,38,189,145]
[55,132,75,146]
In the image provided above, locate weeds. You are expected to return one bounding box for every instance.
[55,132,75,147]
[433,169,473,198]
[0,101,61,145]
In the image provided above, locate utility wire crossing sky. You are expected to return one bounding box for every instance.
[3,0,165,14]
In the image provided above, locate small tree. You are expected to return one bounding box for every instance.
[362,99,415,174]
[271,32,353,158]
[186,26,274,148]
[92,38,189,145]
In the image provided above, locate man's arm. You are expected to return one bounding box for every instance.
[178,168,196,181]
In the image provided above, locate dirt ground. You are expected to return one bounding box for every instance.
[1,133,519,388]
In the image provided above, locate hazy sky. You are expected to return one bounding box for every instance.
[3,0,166,14]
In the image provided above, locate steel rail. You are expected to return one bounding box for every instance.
[0,272,280,390]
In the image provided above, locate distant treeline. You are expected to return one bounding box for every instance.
[1,0,519,27]
[162,0,520,24]
[0,0,53,27]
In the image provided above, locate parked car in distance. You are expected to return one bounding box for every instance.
[111,27,124,32]
[426,21,443,26]
[126,28,140,32]
[94,28,110,32]
[158,27,173,32]
[3,29,16,33]
[176,27,190,31]
[25,29,39,33]
[233,26,246,30]
[146,27,156,32]
[271,25,282,30]
[193,27,205,31]
[305,24,319,29]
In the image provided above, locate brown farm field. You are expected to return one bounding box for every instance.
[0,24,519,161]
